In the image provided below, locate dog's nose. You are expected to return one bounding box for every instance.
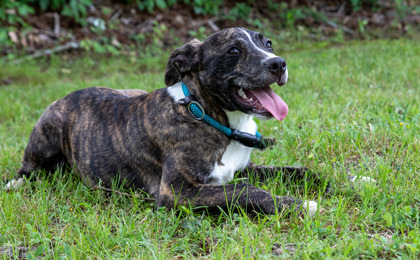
[265,57,287,75]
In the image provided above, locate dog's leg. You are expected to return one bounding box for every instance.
[157,158,318,216]
[239,162,332,193]
[158,181,317,216]
[6,114,67,191]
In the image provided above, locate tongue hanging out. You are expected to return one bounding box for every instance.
[248,86,288,121]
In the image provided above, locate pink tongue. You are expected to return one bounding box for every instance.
[249,86,288,121]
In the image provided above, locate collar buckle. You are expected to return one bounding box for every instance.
[178,92,205,121]
[187,101,205,121]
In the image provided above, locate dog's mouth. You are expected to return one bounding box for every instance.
[232,85,288,121]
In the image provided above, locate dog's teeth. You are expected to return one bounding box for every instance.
[238,88,247,99]
[250,98,254,101]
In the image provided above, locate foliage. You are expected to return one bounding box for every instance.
[226,2,253,21]
[60,0,92,26]
[279,4,327,28]
[80,38,119,54]
[394,0,418,22]
[350,0,380,12]
[0,0,34,26]
[0,0,92,27]
[132,0,177,13]
[27,0,69,11]
[189,0,223,16]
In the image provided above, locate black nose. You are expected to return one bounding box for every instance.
[265,57,287,75]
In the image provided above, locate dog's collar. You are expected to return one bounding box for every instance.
[178,82,268,150]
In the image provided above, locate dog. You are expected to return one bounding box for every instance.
[8,28,331,216]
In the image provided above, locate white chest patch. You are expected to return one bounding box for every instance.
[208,111,257,185]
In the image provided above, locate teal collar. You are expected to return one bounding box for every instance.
[178,82,268,150]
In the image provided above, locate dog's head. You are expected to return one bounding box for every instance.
[165,27,288,121]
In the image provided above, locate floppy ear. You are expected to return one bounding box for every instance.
[164,39,202,86]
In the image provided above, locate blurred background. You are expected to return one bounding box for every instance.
[1,0,419,59]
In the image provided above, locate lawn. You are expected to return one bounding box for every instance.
[1,38,419,259]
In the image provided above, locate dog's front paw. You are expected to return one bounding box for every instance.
[4,178,25,191]
[302,200,318,217]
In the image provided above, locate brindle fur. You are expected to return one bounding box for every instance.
[16,28,326,215]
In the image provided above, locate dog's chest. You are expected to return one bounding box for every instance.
[167,83,257,185]
[207,111,257,185]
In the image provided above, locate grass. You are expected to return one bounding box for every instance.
[1,38,419,259]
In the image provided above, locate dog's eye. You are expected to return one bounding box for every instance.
[227,47,240,55]
[266,41,273,49]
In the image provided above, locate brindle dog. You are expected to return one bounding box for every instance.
[9,28,329,216]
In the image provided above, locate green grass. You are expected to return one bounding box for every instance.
[1,38,419,259]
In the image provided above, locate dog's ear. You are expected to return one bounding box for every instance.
[165,39,202,86]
